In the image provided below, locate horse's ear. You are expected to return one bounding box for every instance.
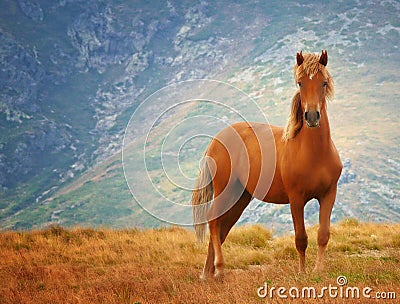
[319,50,328,66]
[296,51,304,66]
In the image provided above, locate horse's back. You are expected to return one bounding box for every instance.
[206,122,288,202]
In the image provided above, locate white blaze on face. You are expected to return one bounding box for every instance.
[305,101,320,113]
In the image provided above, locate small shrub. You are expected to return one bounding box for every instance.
[274,245,297,260]
[334,243,359,254]
[391,234,400,248]
[339,218,359,227]
[226,225,272,248]
[43,224,66,237]
[78,228,106,240]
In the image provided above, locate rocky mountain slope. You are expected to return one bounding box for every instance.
[0,0,399,230]
[0,0,254,224]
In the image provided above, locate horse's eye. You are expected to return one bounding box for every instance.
[298,82,302,88]
[323,81,328,88]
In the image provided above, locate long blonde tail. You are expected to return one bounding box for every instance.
[192,157,213,243]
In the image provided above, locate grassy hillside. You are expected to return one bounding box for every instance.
[0,219,399,303]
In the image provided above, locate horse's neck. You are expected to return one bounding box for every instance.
[298,107,331,150]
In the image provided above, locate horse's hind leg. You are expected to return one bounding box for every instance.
[201,194,225,279]
[206,184,252,278]
[208,212,224,278]
[201,240,215,280]
[219,188,252,244]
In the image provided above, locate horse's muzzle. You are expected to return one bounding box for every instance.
[305,110,320,128]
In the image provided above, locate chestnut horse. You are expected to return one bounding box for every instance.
[192,50,342,279]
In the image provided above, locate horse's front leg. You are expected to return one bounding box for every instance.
[290,199,308,273]
[315,187,337,272]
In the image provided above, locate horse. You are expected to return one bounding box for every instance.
[192,50,343,279]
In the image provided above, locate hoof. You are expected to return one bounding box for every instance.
[214,272,224,281]
[214,267,225,280]
[200,271,214,281]
[313,265,324,273]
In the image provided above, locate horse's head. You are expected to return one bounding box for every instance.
[294,50,334,128]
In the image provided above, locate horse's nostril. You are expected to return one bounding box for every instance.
[305,111,320,123]
[305,110,320,127]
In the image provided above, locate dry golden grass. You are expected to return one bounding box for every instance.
[0,219,399,303]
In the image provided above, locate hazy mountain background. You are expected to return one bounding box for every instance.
[0,0,399,232]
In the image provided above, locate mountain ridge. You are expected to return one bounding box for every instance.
[1,0,399,230]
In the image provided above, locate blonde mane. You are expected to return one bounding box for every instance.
[282,52,334,141]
